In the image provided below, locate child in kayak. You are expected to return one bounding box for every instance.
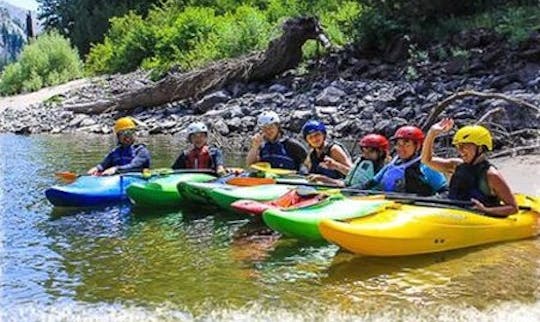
[307,133,389,188]
[246,111,308,171]
[301,120,352,180]
[361,125,447,196]
[172,122,226,176]
[421,118,518,216]
[87,117,151,175]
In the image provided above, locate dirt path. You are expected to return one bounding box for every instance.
[0,78,91,110]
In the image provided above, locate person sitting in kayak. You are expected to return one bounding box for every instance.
[87,117,151,176]
[421,118,518,216]
[308,133,390,187]
[361,125,447,196]
[301,120,352,180]
[172,122,226,176]
[246,111,308,171]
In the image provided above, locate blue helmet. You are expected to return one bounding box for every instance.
[302,120,326,139]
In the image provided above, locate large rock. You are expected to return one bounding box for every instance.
[193,90,231,114]
[315,86,346,106]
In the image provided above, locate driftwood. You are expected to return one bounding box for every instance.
[65,17,330,115]
[491,144,540,158]
[421,90,540,131]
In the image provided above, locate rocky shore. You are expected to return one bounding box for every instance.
[1,28,539,154]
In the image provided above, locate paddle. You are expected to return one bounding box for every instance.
[256,178,537,211]
[55,168,240,184]
[249,162,297,176]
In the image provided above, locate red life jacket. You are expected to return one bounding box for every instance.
[185,145,213,169]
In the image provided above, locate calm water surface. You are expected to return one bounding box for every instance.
[2,133,540,321]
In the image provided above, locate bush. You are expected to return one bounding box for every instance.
[86,0,360,75]
[0,31,83,95]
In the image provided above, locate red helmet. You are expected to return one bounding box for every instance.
[358,134,389,152]
[392,126,424,143]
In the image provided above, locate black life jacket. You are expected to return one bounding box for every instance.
[449,159,500,207]
[308,142,345,179]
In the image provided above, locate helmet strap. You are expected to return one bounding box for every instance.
[470,146,485,164]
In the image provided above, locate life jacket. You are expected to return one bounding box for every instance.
[376,156,421,192]
[449,159,500,207]
[185,145,214,169]
[109,144,150,169]
[375,156,446,195]
[259,138,297,170]
[344,157,384,187]
[308,142,345,179]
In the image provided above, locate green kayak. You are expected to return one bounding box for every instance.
[208,184,295,212]
[262,195,393,241]
[177,180,230,205]
[127,173,216,208]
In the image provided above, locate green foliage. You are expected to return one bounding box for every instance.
[87,0,359,75]
[353,6,405,50]
[405,41,429,80]
[37,0,161,56]
[0,31,83,95]
[424,4,540,44]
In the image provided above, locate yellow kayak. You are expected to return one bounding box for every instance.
[319,194,540,256]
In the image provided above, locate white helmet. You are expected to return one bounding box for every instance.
[257,111,280,127]
[187,122,208,135]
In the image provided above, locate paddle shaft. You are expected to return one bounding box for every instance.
[274,179,532,211]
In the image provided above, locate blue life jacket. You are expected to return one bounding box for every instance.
[449,160,499,207]
[259,138,297,170]
[374,156,447,195]
[105,144,150,170]
[308,142,344,179]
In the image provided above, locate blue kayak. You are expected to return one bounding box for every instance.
[45,174,146,207]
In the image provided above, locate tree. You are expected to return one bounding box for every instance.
[37,0,160,56]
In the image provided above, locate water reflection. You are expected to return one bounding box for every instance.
[2,134,540,320]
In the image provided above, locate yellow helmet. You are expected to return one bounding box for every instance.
[452,125,493,151]
[114,117,136,133]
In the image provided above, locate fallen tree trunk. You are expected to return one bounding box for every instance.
[65,17,329,114]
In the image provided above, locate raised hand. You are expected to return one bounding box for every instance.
[430,118,454,135]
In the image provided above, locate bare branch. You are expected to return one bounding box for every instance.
[422,90,540,131]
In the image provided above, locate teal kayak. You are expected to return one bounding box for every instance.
[262,195,393,241]
[126,173,216,208]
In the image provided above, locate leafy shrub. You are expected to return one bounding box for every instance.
[86,0,360,75]
[0,31,83,95]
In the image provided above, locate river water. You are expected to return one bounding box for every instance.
[1,133,540,321]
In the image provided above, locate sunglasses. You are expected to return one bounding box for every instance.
[118,129,135,137]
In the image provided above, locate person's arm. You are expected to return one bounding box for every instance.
[116,146,151,173]
[212,148,226,175]
[89,149,115,174]
[472,168,518,217]
[322,145,352,175]
[422,118,460,174]
[246,133,263,166]
[304,153,312,172]
[307,174,345,187]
